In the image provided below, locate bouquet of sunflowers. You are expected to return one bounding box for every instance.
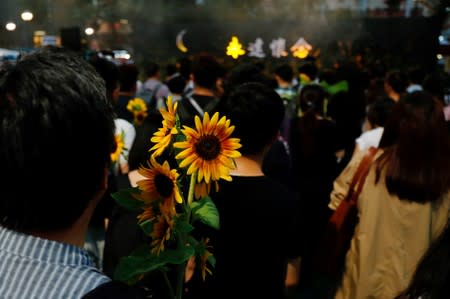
[112,97,241,299]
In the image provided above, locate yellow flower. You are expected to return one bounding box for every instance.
[137,206,155,223]
[150,97,178,157]
[136,158,183,205]
[194,181,219,199]
[127,97,148,113]
[127,98,148,125]
[111,133,125,163]
[151,210,174,255]
[174,112,241,184]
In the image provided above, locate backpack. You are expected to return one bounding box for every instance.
[136,83,162,111]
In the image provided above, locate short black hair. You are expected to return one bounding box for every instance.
[273,63,294,82]
[89,57,119,101]
[385,70,408,94]
[218,82,284,155]
[192,53,220,90]
[143,62,159,78]
[118,64,139,92]
[0,47,115,232]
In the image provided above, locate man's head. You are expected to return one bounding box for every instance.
[218,82,284,156]
[0,47,115,232]
[192,53,220,90]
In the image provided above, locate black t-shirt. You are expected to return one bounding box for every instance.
[177,94,219,128]
[186,176,300,299]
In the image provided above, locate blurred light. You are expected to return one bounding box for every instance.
[226,36,245,59]
[437,54,443,60]
[439,35,445,42]
[21,11,33,22]
[119,19,128,24]
[113,50,131,60]
[5,22,16,31]
[85,27,95,35]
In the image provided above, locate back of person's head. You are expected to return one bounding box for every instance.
[273,63,294,83]
[298,62,318,81]
[366,97,395,128]
[143,62,159,78]
[165,63,177,78]
[0,47,115,232]
[191,53,220,90]
[89,57,119,101]
[385,70,408,94]
[118,64,139,92]
[298,84,326,115]
[176,57,192,79]
[377,91,450,203]
[218,82,284,156]
[167,75,186,95]
[222,62,270,98]
[423,72,446,104]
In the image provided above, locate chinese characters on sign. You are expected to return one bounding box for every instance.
[226,36,312,59]
[176,30,313,59]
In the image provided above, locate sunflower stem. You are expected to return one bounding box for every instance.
[162,270,176,299]
[187,172,196,207]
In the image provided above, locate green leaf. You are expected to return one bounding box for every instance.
[139,220,153,235]
[111,187,144,211]
[114,245,195,283]
[191,197,220,230]
[174,218,194,234]
[207,254,216,269]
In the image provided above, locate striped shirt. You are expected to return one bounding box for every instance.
[0,226,111,298]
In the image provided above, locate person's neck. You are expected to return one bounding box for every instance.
[388,91,401,102]
[118,91,135,97]
[193,86,215,97]
[229,155,265,177]
[27,200,97,248]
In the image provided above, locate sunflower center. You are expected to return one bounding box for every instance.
[154,174,174,198]
[194,135,221,161]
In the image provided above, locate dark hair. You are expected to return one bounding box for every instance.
[273,63,294,82]
[118,64,139,92]
[423,72,446,104]
[192,53,220,90]
[298,84,326,115]
[89,57,119,101]
[166,75,186,95]
[144,62,159,78]
[298,62,318,81]
[0,47,115,232]
[222,62,270,100]
[376,91,450,203]
[366,97,395,128]
[385,70,408,94]
[396,221,450,299]
[218,82,284,155]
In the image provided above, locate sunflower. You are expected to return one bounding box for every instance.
[137,206,155,224]
[194,181,219,200]
[127,97,148,113]
[174,112,241,184]
[111,132,125,163]
[150,97,178,157]
[127,98,148,125]
[151,211,174,255]
[136,158,183,204]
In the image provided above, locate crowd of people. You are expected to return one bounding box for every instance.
[0,46,449,299]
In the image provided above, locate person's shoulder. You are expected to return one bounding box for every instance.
[82,281,154,299]
[114,118,135,132]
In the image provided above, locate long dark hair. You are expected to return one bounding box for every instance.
[295,84,327,156]
[396,221,450,299]
[376,91,450,203]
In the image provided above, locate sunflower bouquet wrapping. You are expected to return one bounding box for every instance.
[112,97,241,299]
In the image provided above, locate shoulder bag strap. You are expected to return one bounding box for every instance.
[346,147,379,202]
